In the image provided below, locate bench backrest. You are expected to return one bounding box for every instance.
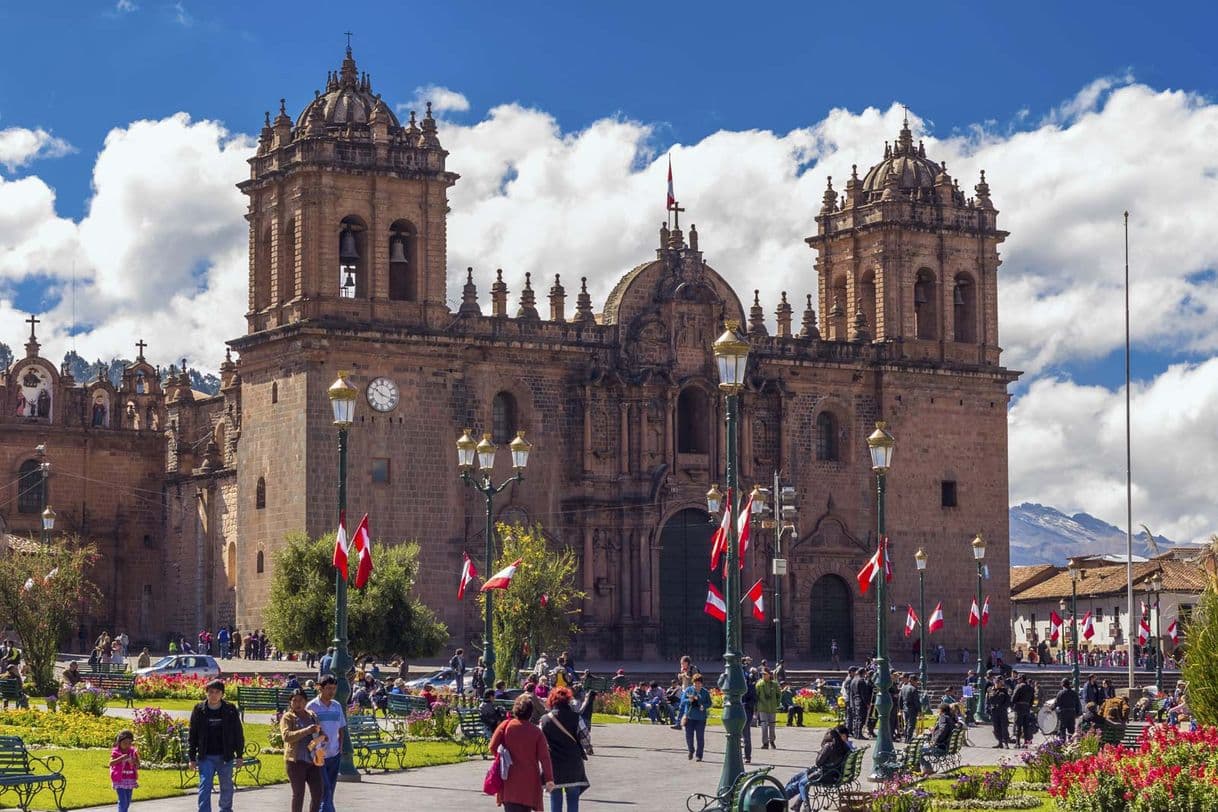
[841,746,867,783]
[347,714,381,740]
[456,706,486,733]
[0,736,31,776]
[387,694,429,714]
[0,678,23,697]
[948,728,965,753]
[81,673,135,687]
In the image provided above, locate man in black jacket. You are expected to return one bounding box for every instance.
[899,675,921,743]
[920,704,958,775]
[188,679,244,812]
[842,668,857,736]
[987,678,1012,748]
[1010,674,1036,748]
[1054,678,1082,738]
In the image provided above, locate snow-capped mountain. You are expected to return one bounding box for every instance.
[1007,502,1174,566]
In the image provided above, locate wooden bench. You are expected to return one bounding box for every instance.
[0,735,66,812]
[1121,722,1149,748]
[386,693,429,716]
[493,697,517,716]
[78,672,136,708]
[924,727,965,774]
[1098,722,1125,747]
[235,686,294,719]
[685,766,785,812]
[581,675,611,693]
[898,735,925,775]
[0,678,28,710]
[454,707,490,758]
[87,661,129,674]
[804,745,869,811]
[166,727,262,789]
[348,714,406,772]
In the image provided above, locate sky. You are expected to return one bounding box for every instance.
[1,1,1218,541]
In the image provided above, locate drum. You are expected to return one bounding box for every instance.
[1037,700,1058,735]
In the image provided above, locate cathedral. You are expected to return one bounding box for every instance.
[0,46,1018,662]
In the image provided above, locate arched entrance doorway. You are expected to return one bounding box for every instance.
[659,508,722,661]
[809,574,853,661]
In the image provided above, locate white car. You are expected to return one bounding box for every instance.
[133,655,222,678]
[403,668,458,692]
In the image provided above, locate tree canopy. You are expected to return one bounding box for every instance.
[264,532,447,660]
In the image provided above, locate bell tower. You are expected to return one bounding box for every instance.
[238,46,459,333]
[806,116,1006,365]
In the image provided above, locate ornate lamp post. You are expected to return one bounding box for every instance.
[915,548,928,691]
[326,372,360,780]
[866,421,897,778]
[710,320,750,799]
[1148,570,1163,689]
[41,506,56,546]
[457,427,531,692]
[970,534,989,723]
[34,445,53,545]
[1066,558,1082,691]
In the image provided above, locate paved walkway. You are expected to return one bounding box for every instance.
[76,717,1020,811]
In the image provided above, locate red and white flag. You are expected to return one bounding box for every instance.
[457,552,477,600]
[351,514,373,589]
[332,511,350,580]
[480,559,522,592]
[980,596,991,627]
[1049,610,1063,643]
[666,155,676,209]
[737,492,755,568]
[1167,617,1180,645]
[904,605,919,637]
[968,597,981,628]
[540,593,550,607]
[928,602,945,633]
[857,538,891,595]
[704,582,727,623]
[1081,610,1096,640]
[745,578,765,622]
[709,499,731,571]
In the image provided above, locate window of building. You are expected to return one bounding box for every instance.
[17,459,43,514]
[372,458,391,484]
[953,273,977,343]
[338,215,367,298]
[256,550,265,574]
[492,392,518,445]
[388,220,417,302]
[256,477,266,509]
[914,269,938,340]
[1114,605,1121,621]
[1094,607,1103,622]
[271,382,278,404]
[143,534,154,548]
[676,387,709,454]
[279,219,296,304]
[941,480,958,508]
[815,411,839,461]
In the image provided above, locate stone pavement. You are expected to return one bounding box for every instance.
[76,717,1021,811]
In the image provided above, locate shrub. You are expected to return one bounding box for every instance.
[871,773,932,811]
[795,688,830,713]
[63,684,110,716]
[132,707,183,764]
[594,688,631,716]
[134,673,285,700]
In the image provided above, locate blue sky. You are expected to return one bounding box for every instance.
[2,1,1218,539]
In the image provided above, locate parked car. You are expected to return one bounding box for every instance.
[133,654,222,678]
[403,668,458,691]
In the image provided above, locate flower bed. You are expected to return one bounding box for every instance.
[134,673,285,700]
[795,687,831,713]
[1050,725,1218,811]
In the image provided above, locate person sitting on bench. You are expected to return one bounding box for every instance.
[780,682,805,727]
[920,703,958,775]
[783,724,851,811]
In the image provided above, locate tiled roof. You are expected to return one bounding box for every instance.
[1011,564,1056,593]
[1012,559,1209,602]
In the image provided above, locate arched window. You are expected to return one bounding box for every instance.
[338,215,367,299]
[953,273,977,343]
[388,220,417,302]
[914,269,938,340]
[279,219,296,304]
[256,477,266,509]
[677,387,710,454]
[256,550,265,574]
[859,270,877,337]
[17,459,43,514]
[816,411,839,462]
[492,392,518,445]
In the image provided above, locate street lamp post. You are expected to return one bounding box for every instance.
[915,549,928,692]
[971,534,989,723]
[771,478,796,664]
[1149,570,1163,689]
[35,445,53,545]
[456,428,532,693]
[1066,559,1082,691]
[325,372,361,780]
[41,506,56,546]
[710,321,750,800]
[866,421,897,778]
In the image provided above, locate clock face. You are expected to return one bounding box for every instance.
[366,377,400,412]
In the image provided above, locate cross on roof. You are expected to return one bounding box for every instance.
[136,339,147,360]
[344,31,353,48]
[668,201,685,231]
[25,314,39,340]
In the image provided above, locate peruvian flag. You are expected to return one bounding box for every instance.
[968,597,981,628]
[904,605,919,637]
[1081,610,1096,640]
[332,511,350,580]
[737,492,755,568]
[457,552,477,600]
[351,514,373,589]
[666,155,676,209]
[704,582,727,622]
[1167,618,1180,645]
[980,596,991,627]
[1049,610,1063,643]
[928,602,945,633]
[745,578,765,622]
[709,495,731,571]
[856,538,891,595]
[480,559,522,592]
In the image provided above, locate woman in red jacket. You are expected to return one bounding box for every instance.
[489,695,555,811]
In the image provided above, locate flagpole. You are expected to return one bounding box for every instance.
[1124,211,1135,691]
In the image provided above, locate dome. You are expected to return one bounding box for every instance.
[294,47,401,132]
[859,120,942,203]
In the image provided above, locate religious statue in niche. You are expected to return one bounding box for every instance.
[675,312,709,349]
[16,366,51,418]
[91,391,110,427]
[135,371,146,394]
[629,321,669,366]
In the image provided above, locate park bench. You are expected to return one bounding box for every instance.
[1121,721,1149,748]
[1098,722,1125,747]
[454,706,490,758]
[494,697,517,716]
[386,693,430,717]
[348,714,407,772]
[581,675,611,693]
[88,661,129,674]
[235,686,295,719]
[0,735,66,812]
[0,678,28,710]
[166,727,262,789]
[897,735,924,775]
[78,672,136,708]
[924,727,965,774]
[805,745,869,811]
[685,765,787,812]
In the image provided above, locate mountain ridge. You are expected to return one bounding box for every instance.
[1007,502,1176,566]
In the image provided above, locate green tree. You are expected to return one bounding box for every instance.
[0,538,101,694]
[479,523,585,679]
[265,532,447,660]
[1181,585,1218,725]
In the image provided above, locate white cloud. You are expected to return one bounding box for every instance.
[403,85,470,116]
[115,0,138,12]
[0,127,73,172]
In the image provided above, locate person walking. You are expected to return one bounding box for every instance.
[1054,678,1082,739]
[280,688,324,812]
[450,647,467,696]
[682,674,712,762]
[539,687,589,812]
[318,648,334,679]
[306,675,346,812]
[109,730,140,812]
[755,669,780,750]
[489,694,556,812]
[187,679,244,812]
[740,668,757,764]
